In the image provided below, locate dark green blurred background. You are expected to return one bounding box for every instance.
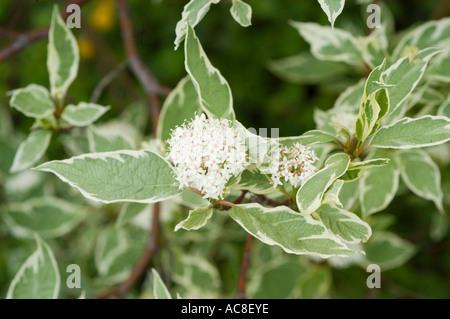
[2,0,448,136]
[0,0,449,298]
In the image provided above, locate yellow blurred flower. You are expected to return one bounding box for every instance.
[89,0,116,32]
[77,35,95,60]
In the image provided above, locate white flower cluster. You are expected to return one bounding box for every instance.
[269,142,319,188]
[167,114,248,200]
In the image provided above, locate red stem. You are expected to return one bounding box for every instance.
[115,0,170,132]
[95,0,171,299]
[0,0,91,63]
[94,203,161,299]
[237,233,254,299]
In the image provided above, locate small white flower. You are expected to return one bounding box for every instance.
[167,114,248,200]
[269,142,318,188]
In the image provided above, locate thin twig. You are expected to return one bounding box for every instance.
[237,233,254,299]
[94,0,171,299]
[90,61,128,103]
[0,27,47,62]
[117,202,160,298]
[0,0,91,63]
[233,190,253,299]
[253,194,290,207]
[115,0,171,131]
[234,190,248,204]
[0,27,20,39]
[185,187,289,210]
[185,186,237,208]
[94,203,161,299]
[335,138,346,150]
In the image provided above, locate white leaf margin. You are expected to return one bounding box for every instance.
[314,204,372,244]
[174,0,221,50]
[318,0,345,28]
[230,203,358,258]
[152,268,172,299]
[61,102,110,127]
[6,234,60,299]
[370,115,450,149]
[10,130,52,173]
[359,158,400,217]
[47,5,79,99]
[35,150,181,204]
[396,149,444,213]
